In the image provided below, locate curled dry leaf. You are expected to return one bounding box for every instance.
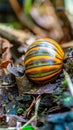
[2,47,8,54]
[7,63,20,77]
[7,63,24,77]
[0,37,12,61]
[25,83,57,95]
[0,61,12,69]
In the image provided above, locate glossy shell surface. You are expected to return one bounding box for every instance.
[24,38,64,83]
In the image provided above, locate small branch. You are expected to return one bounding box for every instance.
[20,115,36,129]
[35,95,41,117]
[25,97,35,117]
[8,0,47,37]
[61,41,73,48]
[63,69,73,95]
[20,96,41,130]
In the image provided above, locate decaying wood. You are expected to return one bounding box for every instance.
[15,74,33,95]
[0,25,31,46]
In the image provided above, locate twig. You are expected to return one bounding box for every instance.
[20,115,36,129]
[63,69,73,95]
[35,95,41,117]
[25,97,35,117]
[61,41,73,48]
[20,96,41,129]
[8,0,47,37]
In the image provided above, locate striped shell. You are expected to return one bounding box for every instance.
[24,38,64,83]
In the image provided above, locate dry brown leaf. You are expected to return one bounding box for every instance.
[0,38,12,61]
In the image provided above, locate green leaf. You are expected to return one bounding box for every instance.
[21,125,35,130]
[62,80,68,86]
[64,96,73,102]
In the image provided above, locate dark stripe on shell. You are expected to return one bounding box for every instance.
[27,68,62,78]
